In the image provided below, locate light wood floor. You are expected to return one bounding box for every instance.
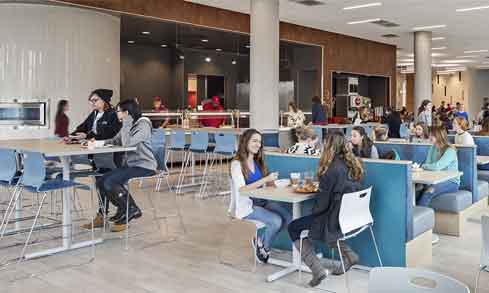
[0,176,488,293]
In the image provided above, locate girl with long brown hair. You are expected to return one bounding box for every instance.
[351,126,379,159]
[287,131,364,287]
[229,129,292,263]
[417,126,460,206]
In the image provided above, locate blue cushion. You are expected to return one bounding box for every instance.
[412,206,435,238]
[430,190,472,213]
[477,180,489,201]
[478,170,489,182]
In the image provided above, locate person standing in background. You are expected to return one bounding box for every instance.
[454,103,469,122]
[54,99,69,138]
[311,96,327,125]
[287,101,305,128]
[200,96,224,128]
[152,96,170,128]
[417,99,433,128]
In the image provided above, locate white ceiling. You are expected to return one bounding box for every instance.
[187,0,489,70]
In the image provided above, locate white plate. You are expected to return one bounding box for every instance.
[274,179,291,189]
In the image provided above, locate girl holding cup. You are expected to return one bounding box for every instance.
[229,129,292,263]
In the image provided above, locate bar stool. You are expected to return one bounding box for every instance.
[166,129,188,190]
[0,149,21,232]
[199,132,237,198]
[176,131,210,195]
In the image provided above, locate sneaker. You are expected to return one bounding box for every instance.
[252,239,268,264]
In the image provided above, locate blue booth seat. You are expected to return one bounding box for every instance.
[430,190,473,213]
[412,206,434,239]
[479,170,489,183]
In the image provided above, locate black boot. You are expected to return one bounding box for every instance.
[113,193,142,225]
[294,239,327,287]
[332,242,359,275]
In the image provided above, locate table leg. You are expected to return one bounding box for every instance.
[266,202,304,282]
[62,156,72,249]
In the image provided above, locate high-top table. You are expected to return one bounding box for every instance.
[0,139,135,259]
[241,186,317,282]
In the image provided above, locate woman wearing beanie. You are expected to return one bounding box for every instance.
[71,89,121,141]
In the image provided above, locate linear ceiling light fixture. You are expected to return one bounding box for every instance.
[432,37,445,41]
[432,47,447,50]
[348,18,381,24]
[412,24,446,31]
[456,5,489,12]
[464,49,488,53]
[456,55,479,58]
[343,2,382,10]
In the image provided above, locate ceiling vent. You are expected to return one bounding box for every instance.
[382,34,400,38]
[372,19,400,28]
[289,0,326,6]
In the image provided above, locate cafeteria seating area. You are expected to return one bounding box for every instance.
[2,1,489,292]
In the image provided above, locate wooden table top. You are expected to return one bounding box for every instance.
[165,127,245,134]
[477,156,489,165]
[241,186,317,204]
[0,139,135,157]
[412,170,462,185]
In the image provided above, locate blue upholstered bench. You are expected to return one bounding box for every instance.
[430,190,472,213]
[412,206,434,238]
[478,170,489,183]
[477,180,489,201]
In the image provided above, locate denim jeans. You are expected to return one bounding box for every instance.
[96,167,155,214]
[417,181,459,207]
[479,163,489,171]
[244,206,283,250]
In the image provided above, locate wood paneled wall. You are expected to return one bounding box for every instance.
[51,0,397,108]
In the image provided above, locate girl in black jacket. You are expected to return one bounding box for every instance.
[288,131,364,287]
[71,89,121,141]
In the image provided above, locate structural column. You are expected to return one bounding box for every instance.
[414,31,432,109]
[250,0,280,130]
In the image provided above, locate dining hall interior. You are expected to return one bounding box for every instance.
[1,0,489,292]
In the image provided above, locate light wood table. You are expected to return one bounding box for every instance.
[0,139,135,260]
[241,186,317,282]
[477,156,489,165]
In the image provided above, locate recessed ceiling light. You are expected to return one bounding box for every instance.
[432,47,447,50]
[432,64,461,67]
[456,5,489,12]
[205,57,211,62]
[343,2,382,10]
[456,55,478,58]
[245,45,251,48]
[141,31,150,35]
[161,44,167,47]
[179,55,185,60]
[216,48,222,51]
[464,49,488,54]
[232,60,237,65]
[348,18,381,24]
[412,24,446,31]
[201,39,208,43]
[432,37,445,41]
[127,41,135,44]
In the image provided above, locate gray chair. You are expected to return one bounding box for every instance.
[475,215,489,293]
[369,267,469,293]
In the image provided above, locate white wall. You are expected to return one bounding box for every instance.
[0,3,120,139]
[467,69,489,119]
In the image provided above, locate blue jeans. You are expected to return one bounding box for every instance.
[479,163,489,171]
[244,206,283,250]
[417,181,459,207]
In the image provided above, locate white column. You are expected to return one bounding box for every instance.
[414,31,432,109]
[250,0,280,130]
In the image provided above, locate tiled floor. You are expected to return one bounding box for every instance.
[0,176,488,293]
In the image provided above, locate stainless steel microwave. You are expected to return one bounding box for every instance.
[0,99,48,126]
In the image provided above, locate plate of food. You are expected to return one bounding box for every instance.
[294,183,319,193]
[274,179,291,189]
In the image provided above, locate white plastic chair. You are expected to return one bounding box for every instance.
[337,186,382,274]
[369,267,470,293]
[298,186,382,279]
[475,215,489,293]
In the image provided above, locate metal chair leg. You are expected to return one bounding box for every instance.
[337,240,346,275]
[475,265,487,293]
[369,226,383,267]
[299,237,303,282]
[19,192,48,263]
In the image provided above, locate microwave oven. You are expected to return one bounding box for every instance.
[0,98,48,126]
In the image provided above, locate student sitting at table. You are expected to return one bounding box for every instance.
[229,129,292,263]
[453,117,475,145]
[478,117,489,170]
[287,132,363,286]
[373,127,389,142]
[81,99,157,232]
[287,126,320,156]
[410,122,430,143]
[417,126,460,207]
[350,126,379,159]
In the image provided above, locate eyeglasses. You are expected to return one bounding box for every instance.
[89,98,100,104]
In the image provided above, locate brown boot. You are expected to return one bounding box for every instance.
[294,239,327,287]
[111,223,127,232]
[81,213,104,230]
[332,242,359,275]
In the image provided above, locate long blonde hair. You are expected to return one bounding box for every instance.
[233,129,267,180]
[318,132,364,181]
[431,126,451,158]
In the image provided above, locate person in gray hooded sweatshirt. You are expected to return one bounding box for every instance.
[82,98,157,232]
